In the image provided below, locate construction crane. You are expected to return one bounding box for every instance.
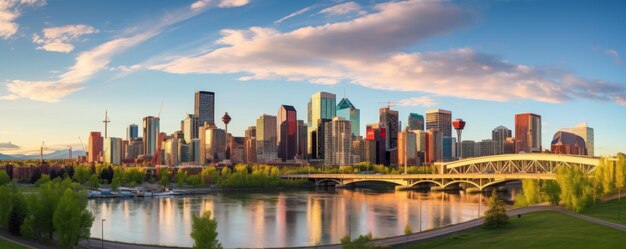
[157,101,164,118]
[377,101,398,109]
[40,141,47,165]
[78,136,86,151]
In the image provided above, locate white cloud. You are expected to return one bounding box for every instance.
[0,141,20,150]
[396,96,437,107]
[275,6,313,24]
[1,2,213,102]
[605,49,622,64]
[319,2,365,16]
[0,0,45,39]
[150,0,626,106]
[191,0,249,10]
[32,24,99,53]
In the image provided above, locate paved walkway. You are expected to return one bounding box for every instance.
[4,205,626,249]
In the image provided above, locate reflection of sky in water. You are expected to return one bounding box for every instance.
[89,186,518,248]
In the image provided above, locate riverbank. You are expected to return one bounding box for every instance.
[397,209,626,249]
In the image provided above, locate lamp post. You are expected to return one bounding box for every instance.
[101,218,106,249]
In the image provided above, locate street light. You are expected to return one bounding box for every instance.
[101,218,106,249]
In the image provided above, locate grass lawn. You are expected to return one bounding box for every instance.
[399,211,626,249]
[584,198,626,225]
[14,184,38,194]
[0,238,28,249]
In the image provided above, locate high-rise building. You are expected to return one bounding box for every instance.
[337,98,360,136]
[425,129,442,163]
[551,131,587,155]
[492,125,512,155]
[125,138,143,161]
[478,139,494,157]
[504,137,516,154]
[379,107,399,150]
[560,123,594,156]
[307,92,336,159]
[183,114,199,143]
[256,114,278,163]
[442,136,455,161]
[398,130,417,166]
[426,109,452,137]
[351,136,365,164]
[407,113,425,131]
[323,117,352,166]
[163,136,180,166]
[461,140,476,158]
[297,120,308,159]
[244,126,257,163]
[88,131,103,163]
[126,124,138,141]
[195,91,215,126]
[515,113,542,153]
[229,137,245,163]
[199,123,226,164]
[104,137,122,165]
[277,105,298,161]
[143,116,160,156]
[365,123,387,165]
[190,138,200,164]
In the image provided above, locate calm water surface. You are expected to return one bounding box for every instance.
[89,187,518,248]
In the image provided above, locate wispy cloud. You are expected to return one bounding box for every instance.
[605,49,622,64]
[396,96,437,107]
[190,0,250,10]
[150,0,626,106]
[32,24,99,53]
[0,142,19,150]
[0,0,46,39]
[319,2,365,16]
[1,1,237,102]
[275,6,313,24]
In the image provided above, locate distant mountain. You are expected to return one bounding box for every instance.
[0,150,86,160]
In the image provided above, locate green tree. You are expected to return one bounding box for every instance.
[0,186,14,229]
[341,232,376,249]
[483,189,509,229]
[88,174,100,189]
[111,175,121,191]
[73,166,92,185]
[190,210,222,249]
[541,180,561,205]
[8,190,27,236]
[176,170,187,188]
[35,174,51,186]
[404,224,412,235]
[159,169,171,188]
[556,166,593,213]
[53,189,95,248]
[0,170,10,186]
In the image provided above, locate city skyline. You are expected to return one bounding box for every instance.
[1,0,625,156]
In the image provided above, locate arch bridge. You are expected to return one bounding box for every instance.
[281,154,601,190]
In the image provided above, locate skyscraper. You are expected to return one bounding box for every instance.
[143,116,160,156]
[461,140,476,158]
[277,105,297,161]
[199,123,226,164]
[323,117,352,166]
[407,113,425,131]
[398,130,417,166]
[425,109,452,137]
[126,124,138,141]
[425,129,442,163]
[379,107,399,150]
[195,91,215,126]
[551,131,587,155]
[307,92,336,159]
[163,136,180,166]
[492,125,512,155]
[104,137,122,165]
[336,98,360,136]
[88,131,103,163]
[256,114,278,162]
[515,113,542,153]
[560,123,594,156]
[244,126,257,163]
[365,123,387,165]
[183,114,199,143]
[478,139,494,157]
[296,120,307,159]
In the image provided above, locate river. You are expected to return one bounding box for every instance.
[89,186,519,248]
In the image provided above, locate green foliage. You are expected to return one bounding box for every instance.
[88,174,100,189]
[8,190,26,236]
[159,169,171,188]
[0,186,12,229]
[541,180,561,205]
[483,189,509,229]
[53,189,94,249]
[72,166,91,185]
[515,179,541,207]
[185,175,203,187]
[616,153,626,189]
[341,232,376,249]
[220,167,231,175]
[176,170,187,188]
[0,170,10,186]
[404,224,413,235]
[556,167,593,213]
[191,211,222,249]
[111,175,121,191]
[35,174,51,186]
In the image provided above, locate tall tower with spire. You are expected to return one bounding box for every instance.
[103,110,111,138]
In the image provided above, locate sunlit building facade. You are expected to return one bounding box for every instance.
[104,137,122,165]
[195,91,215,126]
[515,113,542,153]
[492,125,512,155]
[407,113,425,131]
[88,131,103,163]
[336,98,360,136]
[307,92,336,159]
[256,114,278,163]
[559,123,594,156]
[323,117,352,166]
[143,116,160,156]
[426,109,452,137]
[278,105,298,161]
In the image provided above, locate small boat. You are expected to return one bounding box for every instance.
[88,191,102,198]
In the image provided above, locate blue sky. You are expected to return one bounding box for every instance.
[0,0,624,155]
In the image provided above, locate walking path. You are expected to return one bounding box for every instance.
[3,205,626,249]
